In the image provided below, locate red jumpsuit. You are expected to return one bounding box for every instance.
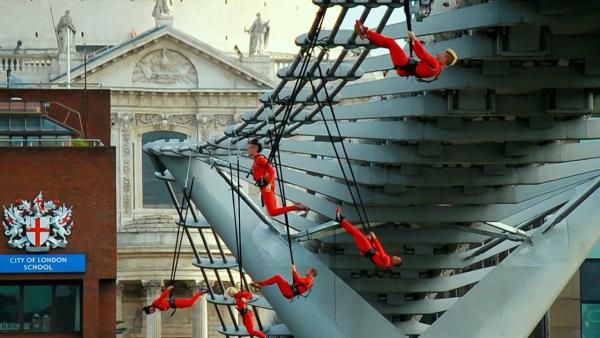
[366,30,442,79]
[151,288,207,311]
[341,218,393,269]
[256,271,314,299]
[252,154,304,217]
[234,291,266,338]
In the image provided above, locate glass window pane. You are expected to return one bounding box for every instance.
[25,116,41,130]
[10,116,25,130]
[0,286,20,332]
[23,285,52,333]
[583,303,600,338]
[0,116,8,131]
[142,131,186,208]
[10,136,25,147]
[55,285,81,332]
[582,260,600,302]
[42,118,56,131]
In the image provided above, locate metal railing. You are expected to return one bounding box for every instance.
[0,137,104,147]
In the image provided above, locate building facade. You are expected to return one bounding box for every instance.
[0,1,309,337]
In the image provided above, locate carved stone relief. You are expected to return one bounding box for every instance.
[132,49,198,85]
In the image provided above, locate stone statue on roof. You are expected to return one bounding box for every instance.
[152,0,174,18]
[56,10,76,52]
[245,13,270,56]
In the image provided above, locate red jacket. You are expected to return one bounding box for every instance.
[292,270,314,295]
[398,39,443,79]
[234,290,254,312]
[151,288,172,311]
[368,236,393,269]
[252,154,276,185]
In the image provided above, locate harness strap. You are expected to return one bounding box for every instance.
[363,248,377,259]
[169,298,177,317]
[394,59,440,82]
[253,154,269,168]
[289,283,312,302]
[239,307,251,316]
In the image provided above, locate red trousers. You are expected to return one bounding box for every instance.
[341,218,373,253]
[261,186,303,217]
[173,291,204,309]
[258,274,295,299]
[367,30,409,68]
[243,312,267,338]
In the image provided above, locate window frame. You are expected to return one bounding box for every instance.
[140,130,188,209]
[581,258,600,338]
[0,280,82,336]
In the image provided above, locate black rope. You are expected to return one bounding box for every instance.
[170,178,195,286]
[404,0,414,57]
[259,10,329,267]
[169,223,183,285]
[235,155,247,290]
[229,161,245,290]
[268,130,295,265]
[305,63,372,233]
[266,8,328,165]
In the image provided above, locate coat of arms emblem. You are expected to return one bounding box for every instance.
[3,192,73,252]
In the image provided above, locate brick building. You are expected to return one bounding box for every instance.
[0,89,116,338]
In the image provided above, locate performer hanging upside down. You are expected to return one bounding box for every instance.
[355,20,458,81]
[251,264,317,299]
[226,287,267,338]
[143,285,209,315]
[336,208,403,269]
[247,138,308,217]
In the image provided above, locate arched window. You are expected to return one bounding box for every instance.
[142,131,187,208]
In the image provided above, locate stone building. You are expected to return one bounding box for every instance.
[0,1,326,337]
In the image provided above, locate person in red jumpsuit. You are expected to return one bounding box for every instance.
[355,20,458,81]
[143,285,209,315]
[251,264,317,299]
[336,208,403,269]
[225,287,267,338]
[247,138,308,217]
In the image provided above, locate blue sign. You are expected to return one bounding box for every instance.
[0,254,86,274]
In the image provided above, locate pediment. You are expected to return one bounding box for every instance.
[51,26,274,91]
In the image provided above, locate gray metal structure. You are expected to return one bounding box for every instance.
[144,1,600,337]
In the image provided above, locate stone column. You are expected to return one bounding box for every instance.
[186,280,208,338]
[142,280,163,338]
[116,280,124,338]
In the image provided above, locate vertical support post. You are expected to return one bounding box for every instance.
[189,280,208,338]
[116,280,124,338]
[142,280,163,338]
[66,30,71,89]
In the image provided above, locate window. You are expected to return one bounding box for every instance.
[581,260,600,338]
[142,131,187,208]
[0,286,19,332]
[0,282,81,334]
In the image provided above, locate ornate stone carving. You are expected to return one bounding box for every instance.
[142,280,164,295]
[135,114,162,126]
[117,114,133,219]
[168,114,195,127]
[195,114,235,141]
[132,49,198,85]
[134,113,196,130]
